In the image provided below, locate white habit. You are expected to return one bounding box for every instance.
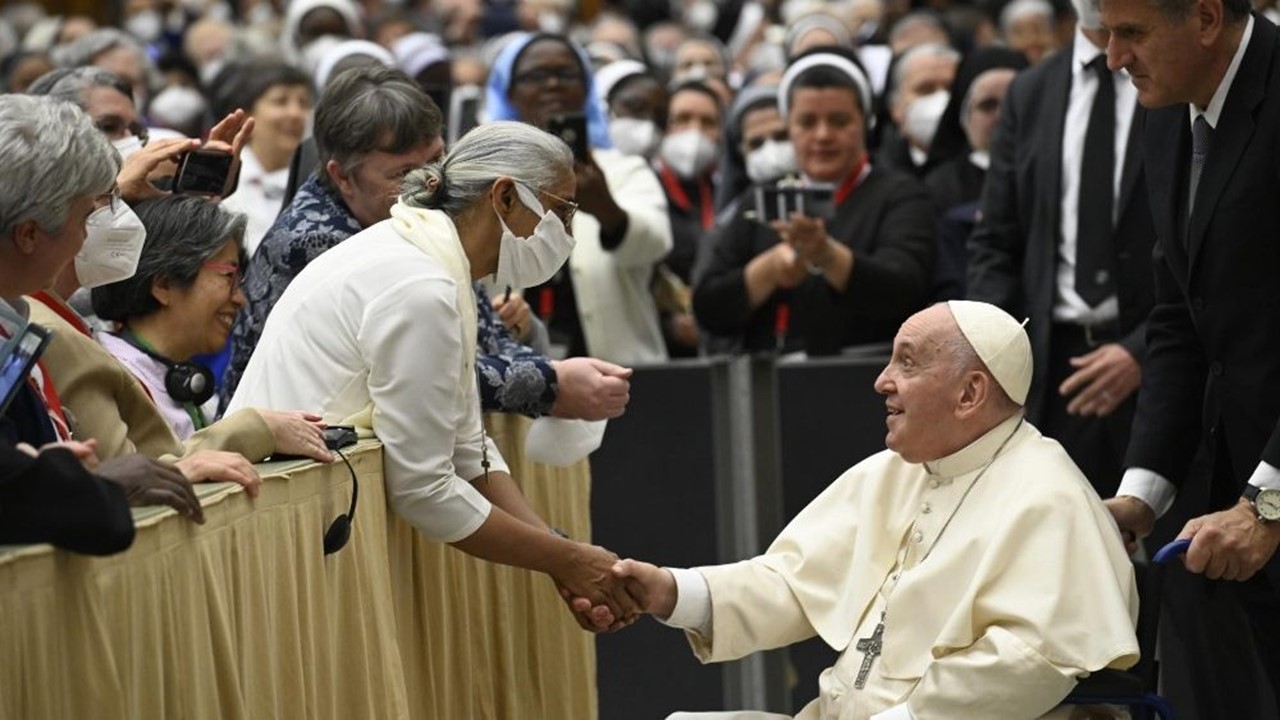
[666,414,1139,720]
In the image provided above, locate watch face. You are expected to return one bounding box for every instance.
[1258,489,1280,521]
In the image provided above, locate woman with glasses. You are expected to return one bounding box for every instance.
[486,32,673,365]
[228,121,639,627]
[89,196,325,461]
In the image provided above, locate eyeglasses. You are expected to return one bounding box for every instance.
[513,67,584,88]
[202,261,242,293]
[535,186,579,226]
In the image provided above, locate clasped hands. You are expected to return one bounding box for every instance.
[553,551,680,633]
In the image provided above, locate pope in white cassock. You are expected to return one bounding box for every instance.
[612,301,1140,720]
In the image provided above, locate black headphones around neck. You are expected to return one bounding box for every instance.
[117,331,216,406]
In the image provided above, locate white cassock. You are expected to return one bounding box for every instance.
[663,414,1139,720]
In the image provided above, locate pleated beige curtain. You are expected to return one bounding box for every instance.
[0,419,599,720]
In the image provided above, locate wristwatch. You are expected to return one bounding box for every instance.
[1243,485,1280,522]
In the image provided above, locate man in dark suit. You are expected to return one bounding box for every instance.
[1102,0,1280,712]
[968,0,1156,498]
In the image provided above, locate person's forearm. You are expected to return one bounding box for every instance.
[471,470,547,530]
[817,242,854,293]
[451,504,574,574]
[743,253,780,309]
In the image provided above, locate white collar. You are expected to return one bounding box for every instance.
[1191,15,1254,129]
[922,413,1026,479]
[908,144,928,167]
[1072,27,1130,81]
[969,150,991,171]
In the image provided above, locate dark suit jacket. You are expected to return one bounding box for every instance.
[0,440,134,555]
[967,46,1157,422]
[1126,15,1280,491]
[693,165,936,355]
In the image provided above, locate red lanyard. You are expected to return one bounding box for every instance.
[659,164,715,230]
[834,158,871,207]
[31,291,91,337]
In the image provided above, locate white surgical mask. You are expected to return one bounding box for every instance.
[149,85,207,131]
[746,139,797,183]
[126,10,164,43]
[111,134,144,161]
[659,129,718,179]
[685,0,719,31]
[674,62,711,83]
[904,90,950,151]
[75,201,147,289]
[493,182,576,290]
[609,117,661,158]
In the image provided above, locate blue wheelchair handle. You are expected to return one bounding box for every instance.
[1152,538,1191,564]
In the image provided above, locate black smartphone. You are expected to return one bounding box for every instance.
[548,113,590,162]
[173,149,236,197]
[324,425,358,450]
[0,321,51,416]
[752,183,837,223]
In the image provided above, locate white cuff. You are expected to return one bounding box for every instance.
[1247,461,1280,491]
[1116,467,1177,519]
[658,567,712,636]
[870,702,915,720]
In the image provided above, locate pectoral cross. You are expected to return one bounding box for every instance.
[853,612,885,690]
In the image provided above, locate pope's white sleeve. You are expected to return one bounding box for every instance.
[658,567,712,636]
[361,276,492,543]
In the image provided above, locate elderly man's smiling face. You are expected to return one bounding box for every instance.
[874,304,972,463]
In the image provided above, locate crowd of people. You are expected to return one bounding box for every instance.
[3,0,1280,717]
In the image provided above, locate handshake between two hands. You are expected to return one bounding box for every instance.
[551,551,677,633]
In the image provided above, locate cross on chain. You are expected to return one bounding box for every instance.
[853,612,886,689]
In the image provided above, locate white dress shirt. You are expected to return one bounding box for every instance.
[1052,29,1138,326]
[1118,16,1269,518]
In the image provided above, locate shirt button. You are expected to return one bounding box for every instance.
[1210,361,1224,377]
[911,530,924,543]
[921,502,932,514]
[928,479,940,489]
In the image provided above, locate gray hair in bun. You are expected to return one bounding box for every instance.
[401,120,573,219]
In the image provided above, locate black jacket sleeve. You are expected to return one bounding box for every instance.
[0,441,135,555]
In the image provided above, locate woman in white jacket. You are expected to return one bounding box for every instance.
[228,121,636,625]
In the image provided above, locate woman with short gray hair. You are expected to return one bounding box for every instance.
[92,196,250,440]
[229,121,638,627]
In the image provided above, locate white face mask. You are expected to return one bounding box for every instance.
[493,182,576,290]
[149,85,207,130]
[746,139,797,183]
[609,117,661,158]
[126,10,164,43]
[111,134,144,161]
[674,62,712,83]
[904,90,950,151]
[659,129,719,179]
[685,0,719,31]
[75,201,147,289]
